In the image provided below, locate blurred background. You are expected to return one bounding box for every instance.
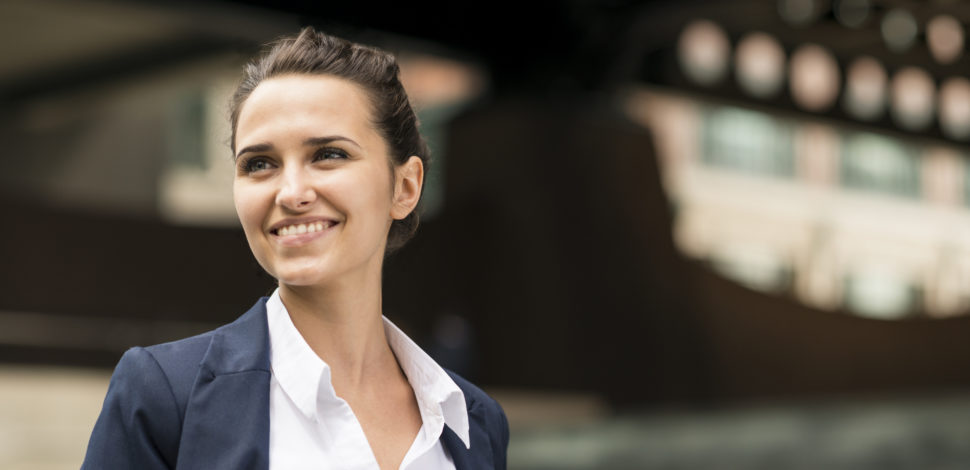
[5,0,970,468]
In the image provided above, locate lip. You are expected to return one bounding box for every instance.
[267,217,339,247]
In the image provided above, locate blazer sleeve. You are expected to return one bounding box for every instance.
[491,398,511,470]
[82,347,183,470]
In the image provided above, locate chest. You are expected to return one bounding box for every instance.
[267,378,454,470]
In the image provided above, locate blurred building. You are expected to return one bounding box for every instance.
[9,1,970,469]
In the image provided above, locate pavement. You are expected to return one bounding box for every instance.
[0,365,109,470]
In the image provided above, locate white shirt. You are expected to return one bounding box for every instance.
[265,289,470,469]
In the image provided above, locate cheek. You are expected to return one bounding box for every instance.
[346,166,396,218]
[320,162,390,211]
[233,182,268,234]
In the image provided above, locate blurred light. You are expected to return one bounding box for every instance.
[927,15,964,64]
[789,44,841,111]
[735,32,786,98]
[890,66,935,131]
[778,0,819,26]
[678,20,731,86]
[881,8,918,53]
[835,0,870,28]
[398,53,486,109]
[939,77,970,140]
[843,56,887,121]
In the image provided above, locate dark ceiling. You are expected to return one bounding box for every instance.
[216,0,970,86]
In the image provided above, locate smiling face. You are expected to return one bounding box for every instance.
[232,74,422,288]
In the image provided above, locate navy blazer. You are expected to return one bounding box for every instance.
[82,298,509,469]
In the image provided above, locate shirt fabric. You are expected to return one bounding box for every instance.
[265,289,470,470]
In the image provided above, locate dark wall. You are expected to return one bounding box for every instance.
[0,196,275,364]
[0,198,272,320]
[429,94,711,404]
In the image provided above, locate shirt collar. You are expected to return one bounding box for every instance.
[265,288,470,448]
[383,315,470,449]
[265,289,326,419]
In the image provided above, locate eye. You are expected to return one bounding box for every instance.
[240,156,274,174]
[313,147,350,161]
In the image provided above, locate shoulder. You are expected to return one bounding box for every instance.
[119,297,271,403]
[83,329,225,469]
[138,329,220,410]
[82,339,218,469]
[92,326,221,431]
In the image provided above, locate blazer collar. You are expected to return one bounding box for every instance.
[203,296,273,375]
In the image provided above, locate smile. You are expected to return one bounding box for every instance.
[272,221,336,236]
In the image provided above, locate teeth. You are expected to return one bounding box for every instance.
[277,221,331,236]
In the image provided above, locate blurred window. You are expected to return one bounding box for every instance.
[166,88,207,169]
[841,133,919,197]
[701,106,795,177]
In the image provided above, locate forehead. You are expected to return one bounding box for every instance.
[235,74,377,148]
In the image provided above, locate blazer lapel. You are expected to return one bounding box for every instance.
[176,299,272,470]
[441,400,495,470]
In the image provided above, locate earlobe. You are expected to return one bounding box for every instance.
[391,156,424,220]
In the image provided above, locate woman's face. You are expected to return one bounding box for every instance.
[232,74,422,287]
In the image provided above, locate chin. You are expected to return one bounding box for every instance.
[272,268,330,287]
[258,257,331,287]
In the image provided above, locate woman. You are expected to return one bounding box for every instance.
[82,28,509,470]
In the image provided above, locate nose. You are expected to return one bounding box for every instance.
[275,166,316,210]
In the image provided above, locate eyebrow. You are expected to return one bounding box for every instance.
[304,135,362,150]
[235,135,361,160]
[235,143,273,160]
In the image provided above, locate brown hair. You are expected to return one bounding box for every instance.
[230,27,429,253]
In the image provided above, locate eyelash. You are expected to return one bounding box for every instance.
[313,147,349,161]
[238,147,349,174]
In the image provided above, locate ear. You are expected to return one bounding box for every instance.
[390,156,424,220]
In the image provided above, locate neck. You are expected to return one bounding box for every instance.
[278,269,400,394]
